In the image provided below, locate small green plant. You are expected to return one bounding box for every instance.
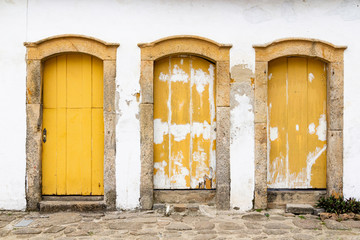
[255,209,262,212]
[298,215,306,219]
[316,195,360,214]
[88,231,94,236]
[264,213,270,218]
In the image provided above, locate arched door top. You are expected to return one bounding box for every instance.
[24,34,119,61]
[253,38,347,63]
[138,35,232,62]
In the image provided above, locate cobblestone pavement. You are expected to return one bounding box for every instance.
[1,207,360,239]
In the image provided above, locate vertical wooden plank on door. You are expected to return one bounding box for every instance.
[153,58,170,189]
[92,109,104,195]
[66,55,82,194]
[56,55,67,195]
[92,57,104,195]
[42,109,57,194]
[42,57,57,195]
[80,55,92,195]
[267,58,288,187]
[307,59,327,188]
[170,57,191,188]
[190,57,213,189]
[287,58,308,187]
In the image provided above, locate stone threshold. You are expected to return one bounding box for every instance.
[267,189,326,209]
[40,196,106,212]
[154,189,216,205]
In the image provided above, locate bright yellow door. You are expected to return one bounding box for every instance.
[42,53,104,195]
[153,56,216,189]
[268,57,327,189]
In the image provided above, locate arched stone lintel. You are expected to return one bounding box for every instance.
[138,35,232,62]
[24,34,119,61]
[253,38,347,63]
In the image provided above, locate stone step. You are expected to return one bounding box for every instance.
[286,203,314,215]
[42,196,104,201]
[267,190,326,209]
[39,201,106,212]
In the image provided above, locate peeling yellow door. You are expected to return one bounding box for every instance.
[268,57,327,189]
[154,56,216,189]
[42,53,104,195]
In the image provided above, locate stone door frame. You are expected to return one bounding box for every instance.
[253,38,347,209]
[138,35,232,209]
[24,34,119,210]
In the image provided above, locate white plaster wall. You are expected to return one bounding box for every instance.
[0,0,27,210]
[0,0,359,210]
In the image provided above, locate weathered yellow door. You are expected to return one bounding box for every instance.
[154,56,216,189]
[268,57,327,189]
[42,53,104,195]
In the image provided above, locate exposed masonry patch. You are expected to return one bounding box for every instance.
[231,64,254,83]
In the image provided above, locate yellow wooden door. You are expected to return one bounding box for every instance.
[42,53,104,195]
[154,56,216,189]
[268,57,327,189]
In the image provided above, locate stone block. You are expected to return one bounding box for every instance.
[26,104,42,211]
[140,60,153,104]
[140,104,154,210]
[254,123,267,209]
[216,184,230,210]
[286,204,314,215]
[328,97,343,131]
[103,60,116,113]
[254,62,267,123]
[216,107,230,187]
[26,60,41,104]
[327,130,343,196]
[217,61,230,85]
[217,83,230,107]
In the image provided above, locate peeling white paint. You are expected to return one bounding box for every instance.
[230,92,254,210]
[154,160,169,188]
[191,121,211,140]
[268,73,272,80]
[309,123,316,134]
[270,127,278,141]
[154,119,168,144]
[191,66,211,93]
[171,64,189,83]
[190,150,208,188]
[159,72,169,82]
[308,73,314,82]
[170,151,190,188]
[296,124,299,131]
[316,114,327,141]
[170,124,191,142]
[306,145,327,186]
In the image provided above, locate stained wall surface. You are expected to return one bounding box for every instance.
[0,0,359,210]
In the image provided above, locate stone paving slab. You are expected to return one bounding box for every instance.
[0,209,360,239]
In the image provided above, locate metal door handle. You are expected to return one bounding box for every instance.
[43,128,47,143]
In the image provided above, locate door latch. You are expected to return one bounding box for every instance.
[43,128,47,143]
